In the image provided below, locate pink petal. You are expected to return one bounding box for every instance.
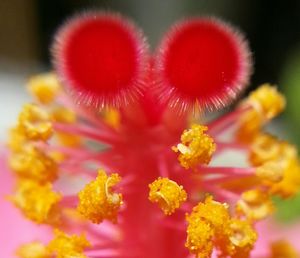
[252,219,300,257]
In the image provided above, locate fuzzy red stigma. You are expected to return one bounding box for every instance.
[155,17,252,111]
[52,12,149,108]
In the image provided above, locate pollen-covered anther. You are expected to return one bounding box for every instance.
[227,219,257,256]
[18,103,53,141]
[246,84,286,122]
[185,216,214,258]
[148,177,187,215]
[9,145,58,183]
[173,124,216,169]
[236,189,274,221]
[269,157,300,198]
[77,169,123,224]
[270,240,299,258]
[185,196,230,257]
[47,229,91,258]
[8,127,27,152]
[16,241,51,258]
[237,85,286,142]
[27,73,62,104]
[249,133,282,166]
[11,180,62,224]
[256,160,285,183]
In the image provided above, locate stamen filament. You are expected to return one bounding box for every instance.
[197,166,255,177]
[57,94,119,132]
[208,105,251,135]
[53,122,121,144]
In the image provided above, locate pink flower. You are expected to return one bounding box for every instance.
[3,11,300,258]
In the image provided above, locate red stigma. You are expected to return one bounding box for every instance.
[52,12,149,108]
[155,17,252,111]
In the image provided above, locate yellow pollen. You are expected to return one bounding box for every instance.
[102,108,121,129]
[185,217,214,258]
[18,104,53,141]
[270,240,299,258]
[237,84,286,142]
[249,133,282,166]
[77,169,123,224]
[8,127,27,152]
[185,196,230,257]
[227,219,257,257]
[27,73,61,104]
[256,160,285,183]
[16,241,51,258]
[9,145,58,183]
[148,177,187,215]
[186,197,258,257]
[250,133,297,166]
[51,106,77,123]
[236,189,274,221]
[249,134,299,185]
[247,84,286,121]
[47,229,91,258]
[268,157,300,198]
[11,180,61,224]
[173,124,216,169]
[51,106,82,147]
[191,196,230,229]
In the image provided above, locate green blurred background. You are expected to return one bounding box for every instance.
[1,0,300,221]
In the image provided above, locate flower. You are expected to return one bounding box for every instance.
[3,11,300,258]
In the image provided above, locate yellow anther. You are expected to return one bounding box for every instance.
[186,197,258,257]
[250,134,298,184]
[250,133,297,166]
[148,177,187,215]
[185,216,214,258]
[8,127,27,152]
[256,160,285,183]
[236,189,274,221]
[16,241,51,258]
[270,240,299,258]
[51,106,82,147]
[193,196,230,229]
[249,133,281,166]
[102,108,121,129]
[237,85,286,143]
[48,229,90,258]
[51,106,77,123]
[227,219,257,257]
[185,196,230,258]
[236,109,261,143]
[173,124,216,169]
[247,84,286,121]
[11,180,61,224]
[27,73,61,104]
[9,145,58,183]
[77,169,122,224]
[18,104,53,141]
[269,158,300,198]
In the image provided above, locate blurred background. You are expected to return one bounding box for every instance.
[0,0,300,220]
